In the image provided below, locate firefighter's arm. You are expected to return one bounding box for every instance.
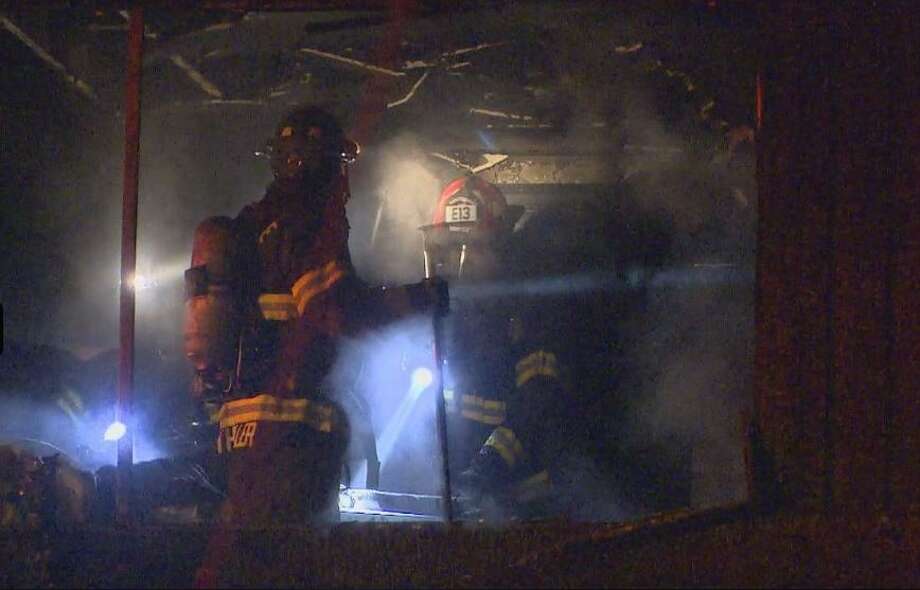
[340,276,449,334]
[463,348,567,494]
[288,264,448,336]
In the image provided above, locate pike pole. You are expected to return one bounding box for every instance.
[116,6,144,525]
[432,308,453,523]
[425,238,453,524]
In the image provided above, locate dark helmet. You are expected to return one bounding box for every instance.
[262,105,359,188]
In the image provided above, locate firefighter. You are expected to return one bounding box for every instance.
[188,105,446,585]
[419,175,572,520]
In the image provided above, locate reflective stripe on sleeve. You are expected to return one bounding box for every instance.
[459,394,505,425]
[484,426,525,468]
[292,260,346,316]
[217,393,335,433]
[258,293,297,321]
[515,350,560,388]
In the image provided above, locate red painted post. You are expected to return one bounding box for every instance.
[116,6,144,525]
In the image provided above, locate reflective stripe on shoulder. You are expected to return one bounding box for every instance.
[484,426,525,468]
[217,393,335,432]
[515,350,560,388]
[292,259,346,316]
[259,293,297,321]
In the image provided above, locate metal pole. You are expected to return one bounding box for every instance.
[116,6,144,525]
[424,236,453,523]
[432,311,453,523]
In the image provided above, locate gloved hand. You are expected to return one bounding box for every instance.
[407,277,450,317]
[457,452,512,522]
[457,467,486,505]
[457,447,509,501]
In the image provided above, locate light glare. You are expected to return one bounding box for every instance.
[411,367,433,391]
[103,421,126,441]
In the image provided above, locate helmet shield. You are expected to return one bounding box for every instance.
[420,223,502,282]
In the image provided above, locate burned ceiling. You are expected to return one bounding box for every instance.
[3,1,757,183]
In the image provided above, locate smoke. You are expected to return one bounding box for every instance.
[347,132,443,285]
[604,86,757,511]
[2,4,757,520]
[0,397,168,472]
[328,315,442,495]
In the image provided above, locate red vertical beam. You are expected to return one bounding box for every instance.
[347,0,412,147]
[116,6,144,524]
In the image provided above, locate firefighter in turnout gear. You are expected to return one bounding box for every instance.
[420,175,570,520]
[187,106,447,585]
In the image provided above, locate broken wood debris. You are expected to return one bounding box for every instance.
[117,10,158,39]
[443,41,507,58]
[403,41,506,70]
[0,15,97,101]
[387,70,429,108]
[470,108,534,121]
[170,55,224,99]
[615,42,643,54]
[300,47,405,77]
[429,151,509,174]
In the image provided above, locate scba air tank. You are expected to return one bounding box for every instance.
[183,216,242,399]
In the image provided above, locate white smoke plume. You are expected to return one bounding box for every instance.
[347,132,444,285]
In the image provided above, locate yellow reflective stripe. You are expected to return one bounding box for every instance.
[259,293,297,321]
[484,426,525,468]
[459,394,505,424]
[449,393,504,424]
[218,393,334,432]
[460,408,504,425]
[515,350,560,387]
[514,469,552,502]
[292,260,346,316]
[461,394,505,412]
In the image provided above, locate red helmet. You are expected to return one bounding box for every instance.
[431,175,511,232]
[420,176,522,280]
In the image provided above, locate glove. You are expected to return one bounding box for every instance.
[406,277,450,317]
[458,447,510,499]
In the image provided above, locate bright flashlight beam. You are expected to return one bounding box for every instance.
[104,421,127,441]
[131,274,156,290]
[448,267,756,301]
[377,369,434,465]
[411,367,433,391]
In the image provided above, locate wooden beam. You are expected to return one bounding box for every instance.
[0,14,97,101]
